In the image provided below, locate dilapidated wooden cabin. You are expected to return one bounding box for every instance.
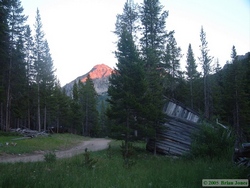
[146,99,201,156]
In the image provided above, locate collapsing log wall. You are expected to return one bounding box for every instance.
[146,100,200,156]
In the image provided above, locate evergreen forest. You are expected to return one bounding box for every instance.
[0,0,249,149]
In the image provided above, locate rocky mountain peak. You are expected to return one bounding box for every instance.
[63,64,113,96]
[81,64,113,82]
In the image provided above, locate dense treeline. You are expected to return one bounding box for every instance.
[0,0,249,144]
[107,0,250,153]
[0,0,100,136]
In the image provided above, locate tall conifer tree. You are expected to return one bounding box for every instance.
[139,0,168,154]
[70,81,82,133]
[33,8,44,131]
[108,0,146,156]
[115,0,138,38]
[41,40,55,131]
[33,9,55,131]
[0,0,10,130]
[23,25,35,128]
[5,0,27,130]
[108,29,146,140]
[199,26,213,119]
[185,43,199,108]
[79,75,98,136]
[164,33,182,98]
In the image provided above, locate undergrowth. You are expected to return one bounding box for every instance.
[0,140,247,188]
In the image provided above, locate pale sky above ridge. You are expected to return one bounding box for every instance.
[21,0,250,86]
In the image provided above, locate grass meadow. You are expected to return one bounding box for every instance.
[0,134,248,188]
[0,133,87,155]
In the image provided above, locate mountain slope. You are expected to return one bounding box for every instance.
[63,64,113,96]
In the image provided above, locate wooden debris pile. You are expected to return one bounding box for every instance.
[233,143,250,167]
[10,128,49,140]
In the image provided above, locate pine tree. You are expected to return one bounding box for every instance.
[163,33,182,98]
[221,52,250,145]
[108,29,146,144]
[108,1,148,156]
[5,0,27,130]
[115,0,138,38]
[23,25,35,128]
[198,26,213,119]
[210,58,223,118]
[33,9,55,131]
[140,0,168,67]
[11,34,27,127]
[41,40,55,131]
[185,43,199,108]
[213,58,221,73]
[50,81,71,133]
[79,75,98,136]
[230,51,247,146]
[99,100,108,137]
[139,0,168,154]
[0,0,10,130]
[70,81,82,134]
[33,8,44,131]
[231,45,237,61]
[72,81,79,102]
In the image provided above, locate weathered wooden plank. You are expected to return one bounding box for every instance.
[163,100,200,123]
[158,130,192,142]
[156,140,190,152]
[158,134,192,146]
[147,100,201,156]
[164,123,195,135]
[167,118,199,128]
[168,119,200,131]
[158,131,192,142]
[164,123,196,136]
[157,138,191,150]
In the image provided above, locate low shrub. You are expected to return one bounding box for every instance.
[190,123,234,159]
[120,141,136,168]
[44,151,57,163]
[84,148,98,169]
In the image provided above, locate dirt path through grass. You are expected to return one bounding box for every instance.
[0,138,111,163]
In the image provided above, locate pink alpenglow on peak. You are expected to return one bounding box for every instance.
[81,64,113,82]
[63,64,113,95]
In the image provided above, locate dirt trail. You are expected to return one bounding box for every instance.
[0,138,111,163]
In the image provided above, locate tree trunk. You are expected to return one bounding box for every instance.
[85,95,89,136]
[154,131,157,155]
[1,103,3,131]
[126,115,129,154]
[190,79,193,109]
[56,116,59,133]
[204,76,209,119]
[17,118,20,128]
[37,84,41,132]
[27,107,30,129]
[44,105,46,132]
[6,56,12,131]
[234,65,241,148]
[234,89,241,148]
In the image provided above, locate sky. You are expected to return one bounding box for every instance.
[21,0,250,86]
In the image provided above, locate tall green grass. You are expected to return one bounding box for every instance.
[0,140,247,188]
